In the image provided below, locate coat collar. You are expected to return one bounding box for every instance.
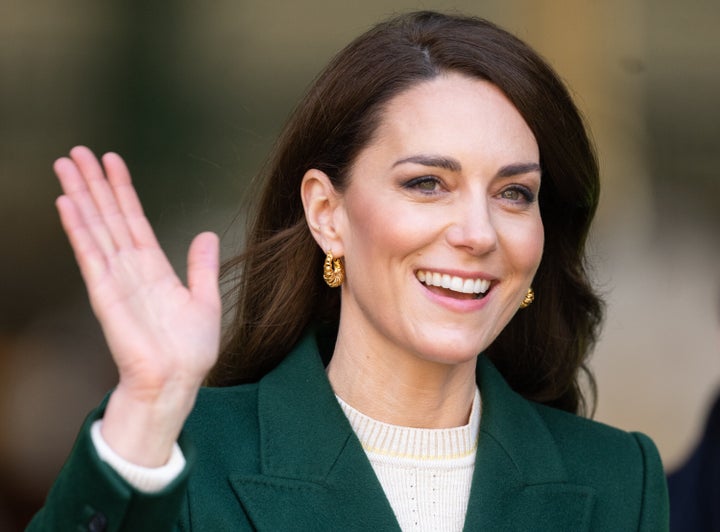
[229,331,596,530]
[229,331,398,530]
[463,357,596,529]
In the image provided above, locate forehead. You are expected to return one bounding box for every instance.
[366,73,538,164]
[353,73,539,173]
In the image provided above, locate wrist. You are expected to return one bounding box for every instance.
[101,383,198,467]
[91,420,186,492]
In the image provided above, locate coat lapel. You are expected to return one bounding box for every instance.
[228,332,596,531]
[228,331,400,531]
[463,357,596,530]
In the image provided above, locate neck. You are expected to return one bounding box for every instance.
[326,332,478,429]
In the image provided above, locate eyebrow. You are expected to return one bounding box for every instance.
[497,162,542,178]
[393,155,541,177]
[393,155,462,172]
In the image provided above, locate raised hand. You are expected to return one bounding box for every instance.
[54,146,221,466]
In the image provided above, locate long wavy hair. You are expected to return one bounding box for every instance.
[209,11,604,415]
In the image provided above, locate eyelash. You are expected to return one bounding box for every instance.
[403,177,536,204]
[402,175,443,194]
[499,185,536,204]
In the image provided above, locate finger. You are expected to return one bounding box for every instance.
[56,195,107,286]
[70,146,134,249]
[187,232,221,310]
[102,152,160,249]
[54,155,117,256]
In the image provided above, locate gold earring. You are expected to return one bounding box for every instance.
[323,251,344,288]
[520,287,534,309]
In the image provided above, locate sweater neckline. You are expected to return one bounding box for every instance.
[336,388,481,461]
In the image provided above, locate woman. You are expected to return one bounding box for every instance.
[30,11,668,531]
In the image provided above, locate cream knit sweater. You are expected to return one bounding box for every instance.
[336,388,480,532]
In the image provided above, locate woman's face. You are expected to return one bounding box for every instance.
[333,73,544,367]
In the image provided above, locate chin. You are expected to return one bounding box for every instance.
[410,336,486,367]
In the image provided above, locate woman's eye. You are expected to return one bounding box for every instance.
[403,176,441,193]
[499,186,534,203]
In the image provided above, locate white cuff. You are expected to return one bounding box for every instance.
[90,419,186,494]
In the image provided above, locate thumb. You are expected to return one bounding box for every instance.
[187,232,220,307]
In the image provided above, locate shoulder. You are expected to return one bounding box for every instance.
[182,383,263,473]
[187,382,261,432]
[530,401,668,527]
[182,328,329,461]
[531,401,660,472]
[479,356,663,482]
[477,356,668,528]
[532,402,650,453]
[193,382,260,419]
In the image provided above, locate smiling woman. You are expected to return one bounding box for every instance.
[29,11,668,531]
[303,76,545,425]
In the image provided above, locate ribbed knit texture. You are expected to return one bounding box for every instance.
[337,389,480,532]
[90,420,186,493]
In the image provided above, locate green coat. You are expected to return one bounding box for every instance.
[29,331,669,531]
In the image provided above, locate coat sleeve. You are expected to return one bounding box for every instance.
[633,432,669,531]
[27,409,193,532]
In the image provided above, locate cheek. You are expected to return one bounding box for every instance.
[344,198,423,259]
[501,216,544,274]
[528,220,545,269]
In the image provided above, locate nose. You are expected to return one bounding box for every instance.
[445,196,498,255]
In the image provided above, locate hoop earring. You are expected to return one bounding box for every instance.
[323,251,344,288]
[520,287,534,309]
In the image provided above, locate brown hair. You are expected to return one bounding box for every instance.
[209,11,603,415]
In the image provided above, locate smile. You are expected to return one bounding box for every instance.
[415,270,491,296]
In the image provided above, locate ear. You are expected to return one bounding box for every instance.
[301,169,346,256]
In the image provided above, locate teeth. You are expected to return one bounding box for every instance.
[450,277,463,291]
[462,279,474,294]
[416,270,490,294]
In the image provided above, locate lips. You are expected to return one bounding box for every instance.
[415,270,491,297]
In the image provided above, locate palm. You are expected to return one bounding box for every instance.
[54,147,221,400]
[91,246,219,397]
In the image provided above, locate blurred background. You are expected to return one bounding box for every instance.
[1,0,718,528]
